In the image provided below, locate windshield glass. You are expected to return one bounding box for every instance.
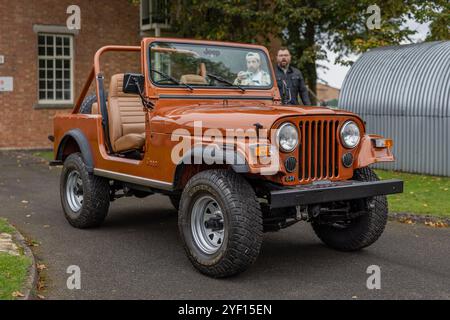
[149,42,273,89]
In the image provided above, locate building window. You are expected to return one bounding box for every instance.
[140,0,170,31]
[38,34,73,104]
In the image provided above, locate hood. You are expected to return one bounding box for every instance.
[151,103,357,134]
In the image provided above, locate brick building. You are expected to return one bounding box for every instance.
[0,0,166,149]
[316,83,340,105]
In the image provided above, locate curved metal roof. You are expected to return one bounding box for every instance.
[339,41,450,117]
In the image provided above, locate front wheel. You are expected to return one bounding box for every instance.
[311,167,388,251]
[60,153,110,228]
[178,169,263,278]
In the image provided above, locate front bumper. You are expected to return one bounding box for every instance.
[269,179,403,209]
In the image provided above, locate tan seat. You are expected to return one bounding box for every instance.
[107,74,146,153]
[179,63,208,85]
[91,102,99,114]
[180,74,207,85]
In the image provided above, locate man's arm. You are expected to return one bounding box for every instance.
[297,71,311,105]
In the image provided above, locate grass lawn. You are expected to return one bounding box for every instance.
[376,170,450,218]
[33,151,54,162]
[0,219,31,300]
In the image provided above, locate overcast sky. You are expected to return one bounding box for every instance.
[318,20,432,89]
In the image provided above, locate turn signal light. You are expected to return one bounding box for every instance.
[374,138,393,148]
[254,145,271,157]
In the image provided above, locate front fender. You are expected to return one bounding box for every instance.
[355,134,395,168]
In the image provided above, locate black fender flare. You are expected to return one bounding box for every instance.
[173,145,249,189]
[56,129,94,173]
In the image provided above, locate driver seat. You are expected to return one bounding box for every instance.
[107,74,146,153]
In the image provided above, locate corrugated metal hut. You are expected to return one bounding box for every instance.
[339,41,450,176]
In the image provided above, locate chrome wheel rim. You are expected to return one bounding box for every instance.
[66,170,83,212]
[191,195,225,255]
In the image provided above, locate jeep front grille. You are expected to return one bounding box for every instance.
[298,120,340,181]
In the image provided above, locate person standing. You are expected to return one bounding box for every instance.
[275,48,311,106]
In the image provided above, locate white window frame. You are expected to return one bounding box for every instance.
[140,0,170,31]
[37,33,74,105]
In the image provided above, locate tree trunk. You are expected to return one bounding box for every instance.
[304,22,317,105]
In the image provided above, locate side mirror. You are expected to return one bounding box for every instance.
[123,73,145,95]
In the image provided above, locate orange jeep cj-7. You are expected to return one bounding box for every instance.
[51,38,403,278]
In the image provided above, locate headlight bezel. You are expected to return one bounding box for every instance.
[340,121,361,149]
[276,122,299,153]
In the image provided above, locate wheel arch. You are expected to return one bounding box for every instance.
[56,129,94,173]
[173,145,249,190]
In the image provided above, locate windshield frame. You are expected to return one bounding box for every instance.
[147,41,275,91]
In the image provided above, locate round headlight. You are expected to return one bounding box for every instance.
[277,122,299,152]
[340,121,360,149]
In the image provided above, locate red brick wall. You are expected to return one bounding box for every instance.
[316,83,340,102]
[0,0,141,149]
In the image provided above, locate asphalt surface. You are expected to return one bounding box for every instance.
[0,151,449,300]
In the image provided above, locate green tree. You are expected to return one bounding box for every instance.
[274,0,449,103]
[169,0,275,43]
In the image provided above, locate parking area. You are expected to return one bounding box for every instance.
[0,151,449,299]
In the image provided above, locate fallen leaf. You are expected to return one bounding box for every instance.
[43,225,50,228]
[37,294,45,300]
[37,263,47,271]
[12,291,24,298]
[30,241,40,247]
[21,200,29,204]
[425,220,448,228]
[425,221,435,227]
[37,280,46,291]
[401,218,415,225]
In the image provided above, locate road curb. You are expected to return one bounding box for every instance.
[389,212,449,227]
[10,225,38,300]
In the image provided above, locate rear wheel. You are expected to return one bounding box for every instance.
[311,167,388,251]
[178,169,263,278]
[60,153,110,228]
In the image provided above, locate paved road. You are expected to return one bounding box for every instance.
[0,151,449,300]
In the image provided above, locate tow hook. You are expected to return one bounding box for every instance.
[296,205,309,221]
[296,205,321,221]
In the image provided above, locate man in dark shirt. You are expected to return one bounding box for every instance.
[275,48,311,106]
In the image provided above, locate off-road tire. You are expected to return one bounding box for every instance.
[311,167,388,251]
[60,153,110,228]
[178,169,263,278]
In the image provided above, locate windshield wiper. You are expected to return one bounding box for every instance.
[207,73,246,92]
[150,69,193,91]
